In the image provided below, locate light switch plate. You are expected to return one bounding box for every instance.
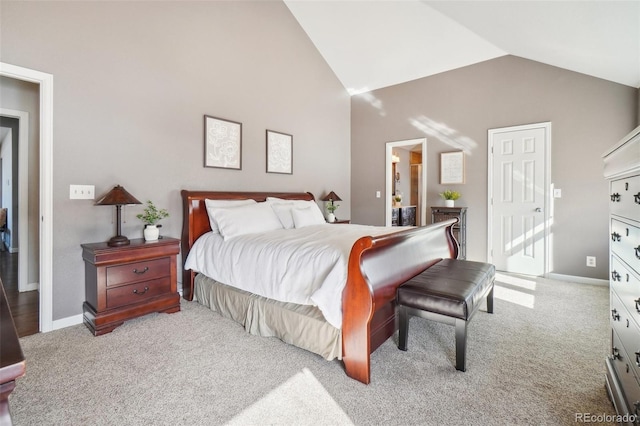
[70,185,95,200]
[553,188,562,198]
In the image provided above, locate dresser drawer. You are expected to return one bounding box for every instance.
[611,329,640,416]
[106,257,170,287]
[611,174,640,220]
[611,218,640,271]
[611,255,640,329]
[611,292,640,383]
[106,277,171,308]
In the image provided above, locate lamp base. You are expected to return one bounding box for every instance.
[107,235,130,247]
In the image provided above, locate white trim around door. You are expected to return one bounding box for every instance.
[385,138,427,227]
[1,62,54,332]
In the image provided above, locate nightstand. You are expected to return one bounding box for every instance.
[330,219,351,224]
[81,237,180,336]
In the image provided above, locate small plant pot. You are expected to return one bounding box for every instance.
[327,213,336,223]
[445,200,455,207]
[144,225,159,241]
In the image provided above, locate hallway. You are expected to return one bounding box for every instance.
[0,250,38,337]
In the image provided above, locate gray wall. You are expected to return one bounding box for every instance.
[0,77,40,284]
[352,55,638,280]
[0,1,350,320]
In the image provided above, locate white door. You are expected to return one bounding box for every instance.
[488,123,550,275]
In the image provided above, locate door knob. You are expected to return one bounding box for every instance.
[535,207,542,212]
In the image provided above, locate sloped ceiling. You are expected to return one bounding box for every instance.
[284,1,640,94]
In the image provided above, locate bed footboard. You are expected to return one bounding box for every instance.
[342,219,458,384]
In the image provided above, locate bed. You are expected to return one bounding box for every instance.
[181,190,458,384]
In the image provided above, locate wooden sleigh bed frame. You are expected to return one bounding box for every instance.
[181,190,458,384]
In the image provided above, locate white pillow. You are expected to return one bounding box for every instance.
[291,205,326,228]
[271,202,296,229]
[210,202,283,239]
[205,199,256,234]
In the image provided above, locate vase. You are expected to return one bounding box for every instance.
[445,199,455,207]
[327,213,336,223]
[144,225,159,241]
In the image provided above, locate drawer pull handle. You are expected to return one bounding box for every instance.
[635,298,640,312]
[133,286,149,295]
[133,267,149,275]
[611,346,621,360]
[636,246,640,259]
[636,351,640,367]
[611,193,621,202]
[635,192,640,204]
[611,270,621,282]
[611,309,620,321]
[611,232,621,242]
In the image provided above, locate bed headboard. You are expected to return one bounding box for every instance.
[180,190,315,300]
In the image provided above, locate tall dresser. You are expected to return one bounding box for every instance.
[603,125,640,423]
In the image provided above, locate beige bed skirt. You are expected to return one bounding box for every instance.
[194,273,342,360]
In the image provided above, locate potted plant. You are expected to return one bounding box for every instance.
[440,190,460,207]
[137,200,169,241]
[393,194,402,207]
[326,201,339,223]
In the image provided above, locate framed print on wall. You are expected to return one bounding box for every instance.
[204,115,242,170]
[266,130,293,174]
[440,151,465,184]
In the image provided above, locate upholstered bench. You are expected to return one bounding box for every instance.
[397,259,495,371]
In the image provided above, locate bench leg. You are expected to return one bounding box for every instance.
[398,306,409,351]
[487,284,494,314]
[455,319,467,372]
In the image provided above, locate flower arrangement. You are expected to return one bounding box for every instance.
[439,190,461,201]
[136,200,169,226]
[327,201,339,214]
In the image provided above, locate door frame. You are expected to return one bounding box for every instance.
[1,62,54,332]
[0,108,32,292]
[385,138,427,226]
[487,122,551,275]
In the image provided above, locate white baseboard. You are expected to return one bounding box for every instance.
[21,282,39,292]
[52,313,83,331]
[546,273,609,286]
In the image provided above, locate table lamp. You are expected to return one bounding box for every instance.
[95,185,142,247]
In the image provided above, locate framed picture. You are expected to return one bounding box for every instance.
[266,130,293,174]
[204,115,242,170]
[440,151,465,184]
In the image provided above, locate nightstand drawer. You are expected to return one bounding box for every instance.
[106,277,171,308]
[106,257,170,287]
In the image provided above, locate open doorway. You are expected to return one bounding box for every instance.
[0,62,54,333]
[385,138,427,227]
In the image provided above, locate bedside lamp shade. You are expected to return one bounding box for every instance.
[321,191,342,203]
[95,185,142,247]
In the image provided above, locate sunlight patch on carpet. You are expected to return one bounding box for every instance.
[226,368,354,425]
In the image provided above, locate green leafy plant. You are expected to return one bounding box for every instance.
[440,190,461,201]
[394,195,402,202]
[136,200,169,226]
[327,202,339,214]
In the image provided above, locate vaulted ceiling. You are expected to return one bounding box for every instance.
[284,1,640,94]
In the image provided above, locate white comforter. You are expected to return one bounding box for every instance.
[184,224,399,329]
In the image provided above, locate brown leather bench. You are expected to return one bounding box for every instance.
[397,258,495,371]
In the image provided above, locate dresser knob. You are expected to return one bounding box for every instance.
[636,351,640,367]
[133,286,150,295]
[611,346,621,360]
[611,270,621,281]
[635,246,640,259]
[611,232,621,242]
[635,298,640,312]
[611,309,620,321]
[133,266,149,275]
[634,192,640,204]
[611,193,621,202]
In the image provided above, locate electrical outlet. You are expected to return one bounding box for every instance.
[586,256,596,267]
[70,184,95,200]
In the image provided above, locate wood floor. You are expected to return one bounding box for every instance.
[0,250,39,337]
